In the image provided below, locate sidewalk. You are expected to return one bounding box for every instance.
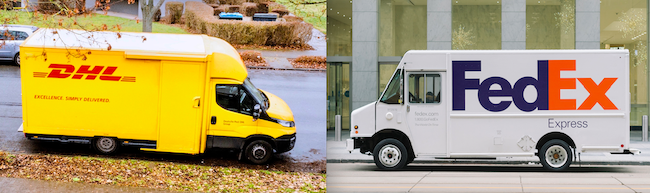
[327,130,650,166]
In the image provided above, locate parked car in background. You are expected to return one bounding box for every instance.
[0,25,38,66]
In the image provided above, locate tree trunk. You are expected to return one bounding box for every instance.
[140,0,165,32]
[142,19,153,32]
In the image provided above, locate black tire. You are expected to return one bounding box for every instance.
[93,137,119,154]
[407,153,415,164]
[244,140,273,164]
[373,138,409,170]
[13,53,19,66]
[539,139,573,171]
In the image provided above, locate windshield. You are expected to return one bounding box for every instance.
[379,69,402,104]
[243,78,268,109]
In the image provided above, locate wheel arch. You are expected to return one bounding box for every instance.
[536,132,576,151]
[242,134,277,150]
[372,129,415,158]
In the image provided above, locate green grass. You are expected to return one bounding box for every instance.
[274,0,326,34]
[0,10,187,34]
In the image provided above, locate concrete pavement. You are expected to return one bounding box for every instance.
[327,130,650,166]
[326,163,650,192]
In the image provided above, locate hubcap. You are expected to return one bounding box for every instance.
[379,144,401,167]
[252,144,266,160]
[98,138,114,151]
[545,145,568,168]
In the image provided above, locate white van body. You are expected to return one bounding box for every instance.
[347,50,639,170]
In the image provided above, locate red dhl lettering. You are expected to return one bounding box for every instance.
[34,64,136,82]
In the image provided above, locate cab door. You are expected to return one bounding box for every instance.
[376,68,407,134]
[206,80,258,147]
[405,72,447,156]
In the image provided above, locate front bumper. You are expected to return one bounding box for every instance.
[275,133,296,153]
[347,137,374,154]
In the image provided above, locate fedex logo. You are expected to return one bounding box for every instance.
[33,64,136,82]
[452,60,617,112]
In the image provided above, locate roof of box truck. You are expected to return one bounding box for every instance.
[21,28,247,82]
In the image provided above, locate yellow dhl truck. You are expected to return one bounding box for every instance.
[20,29,296,164]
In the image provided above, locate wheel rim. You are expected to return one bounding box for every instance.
[545,145,568,168]
[98,138,114,152]
[251,144,266,160]
[15,54,19,65]
[379,144,401,167]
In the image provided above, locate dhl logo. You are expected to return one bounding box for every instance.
[453,60,617,112]
[33,64,135,82]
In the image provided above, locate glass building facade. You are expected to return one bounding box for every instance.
[327,0,650,134]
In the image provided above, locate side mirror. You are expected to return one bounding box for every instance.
[252,104,262,121]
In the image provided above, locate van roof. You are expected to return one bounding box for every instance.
[22,29,247,82]
[22,29,243,60]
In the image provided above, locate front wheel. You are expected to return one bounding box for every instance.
[373,138,408,170]
[244,140,273,164]
[539,139,573,171]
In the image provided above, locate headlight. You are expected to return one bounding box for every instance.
[274,119,295,127]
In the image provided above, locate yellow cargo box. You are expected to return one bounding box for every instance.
[20,29,296,164]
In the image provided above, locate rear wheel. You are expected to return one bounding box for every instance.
[373,138,408,170]
[245,140,273,164]
[93,137,119,154]
[13,53,19,66]
[539,139,572,171]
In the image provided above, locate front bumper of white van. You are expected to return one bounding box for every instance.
[346,138,354,153]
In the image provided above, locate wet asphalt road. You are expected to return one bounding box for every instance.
[0,62,325,171]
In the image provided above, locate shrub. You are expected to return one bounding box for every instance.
[0,0,13,10]
[283,15,303,22]
[256,2,268,13]
[219,0,244,5]
[294,56,325,63]
[241,2,257,16]
[37,0,87,14]
[227,5,240,12]
[248,0,268,3]
[214,6,227,15]
[240,50,265,63]
[185,1,313,47]
[267,2,286,11]
[202,0,219,4]
[270,8,288,17]
[166,1,184,24]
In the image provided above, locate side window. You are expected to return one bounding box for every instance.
[408,73,440,104]
[216,84,255,115]
[11,31,28,40]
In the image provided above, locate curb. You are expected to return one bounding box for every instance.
[247,66,325,72]
[326,159,650,166]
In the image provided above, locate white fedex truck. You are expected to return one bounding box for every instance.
[347,50,641,171]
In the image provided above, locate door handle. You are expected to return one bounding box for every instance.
[193,97,201,108]
[211,116,216,124]
[407,105,410,112]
